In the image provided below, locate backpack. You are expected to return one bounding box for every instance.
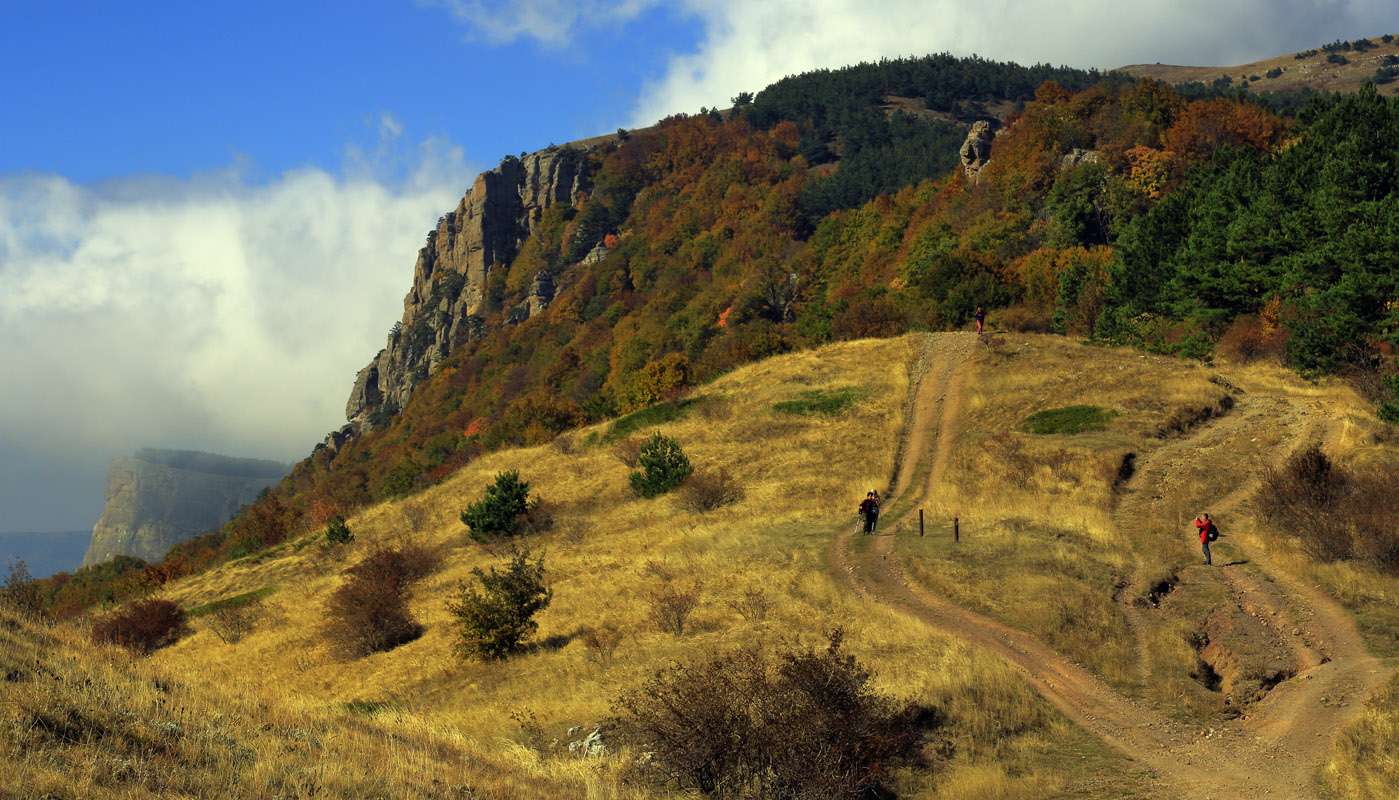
[1207,522,1219,542]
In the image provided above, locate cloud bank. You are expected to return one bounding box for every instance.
[0,131,475,530]
[430,0,1396,126]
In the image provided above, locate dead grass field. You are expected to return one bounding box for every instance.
[11,332,1399,798]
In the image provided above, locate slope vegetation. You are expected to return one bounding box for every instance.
[14,333,1399,798]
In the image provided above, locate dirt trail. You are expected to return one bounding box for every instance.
[829,333,1392,800]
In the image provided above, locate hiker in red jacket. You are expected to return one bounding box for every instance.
[1195,513,1214,565]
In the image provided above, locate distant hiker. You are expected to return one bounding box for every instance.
[869,490,882,533]
[974,307,986,334]
[1195,513,1216,565]
[858,492,876,534]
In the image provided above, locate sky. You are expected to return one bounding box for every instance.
[1,0,1393,539]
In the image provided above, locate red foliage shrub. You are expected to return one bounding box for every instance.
[92,599,190,655]
[1216,315,1287,363]
[325,545,439,658]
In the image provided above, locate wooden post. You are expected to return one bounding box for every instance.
[954,517,960,542]
[919,509,924,537]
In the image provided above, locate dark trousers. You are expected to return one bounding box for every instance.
[1202,540,1212,565]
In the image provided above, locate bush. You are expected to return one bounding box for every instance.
[206,605,258,644]
[1215,315,1287,363]
[1,558,45,619]
[630,432,693,498]
[613,630,934,798]
[609,437,642,468]
[675,467,745,513]
[325,514,354,545]
[323,545,437,658]
[1259,445,1399,571]
[649,582,703,636]
[447,548,553,660]
[583,626,624,667]
[460,470,538,542]
[92,599,190,655]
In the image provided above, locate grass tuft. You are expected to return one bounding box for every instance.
[1020,405,1111,434]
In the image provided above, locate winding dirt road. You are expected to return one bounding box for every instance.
[829,333,1392,799]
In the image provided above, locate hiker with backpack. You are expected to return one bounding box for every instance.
[857,491,881,534]
[1195,513,1218,565]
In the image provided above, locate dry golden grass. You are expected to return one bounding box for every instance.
[23,332,1399,798]
[1320,673,1399,799]
[4,334,1127,798]
[897,336,1228,690]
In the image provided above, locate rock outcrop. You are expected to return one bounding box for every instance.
[960,120,996,181]
[81,449,289,567]
[340,145,593,437]
[1061,148,1100,169]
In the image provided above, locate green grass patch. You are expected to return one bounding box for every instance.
[772,388,863,417]
[1021,405,1111,435]
[604,397,703,442]
[186,586,277,619]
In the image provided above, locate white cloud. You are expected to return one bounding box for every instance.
[594,0,1394,128]
[0,136,476,480]
[426,0,663,46]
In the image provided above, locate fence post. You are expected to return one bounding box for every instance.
[919,509,924,537]
[954,517,959,542]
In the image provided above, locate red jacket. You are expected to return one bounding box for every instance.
[1195,518,1212,543]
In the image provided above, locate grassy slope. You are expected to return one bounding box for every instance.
[9,333,1399,798]
[1118,35,1399,96]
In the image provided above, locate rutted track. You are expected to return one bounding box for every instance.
[828,333,1392,799]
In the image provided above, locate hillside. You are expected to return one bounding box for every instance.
[11,334,1399,798]
[1121,34,1399,96]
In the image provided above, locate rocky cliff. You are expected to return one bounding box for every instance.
[334,146,593,449]
[81,450,289,567]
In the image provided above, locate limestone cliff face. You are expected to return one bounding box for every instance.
[338,145,590,442]
[81,450,288,567]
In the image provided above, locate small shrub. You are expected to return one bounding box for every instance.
[612,630,934,798]
[728,589,769,622]
[629,432,693,499]
[206,605,258,644]
[401,501,430,533]
[324,545,435,658]
[348,542,442,588]
[1216,315,1287,363]
[1258,444,1352,562]
[981,430,1034,488]
[447,548,553,660]
[92,599,190,655]
[609,437,642,468]
[1021,405,1110,434]
[460,470,538,542]
[992,303,1053,333]
[325,514,355,545]
[1,558,45,619]
[771,388,862,417]
[583,626,624,667]
[649,582,702,636]
[1258,445,1399,571]
[675,467,745,513]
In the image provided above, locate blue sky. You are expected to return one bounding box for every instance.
[1,0,1393,546]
